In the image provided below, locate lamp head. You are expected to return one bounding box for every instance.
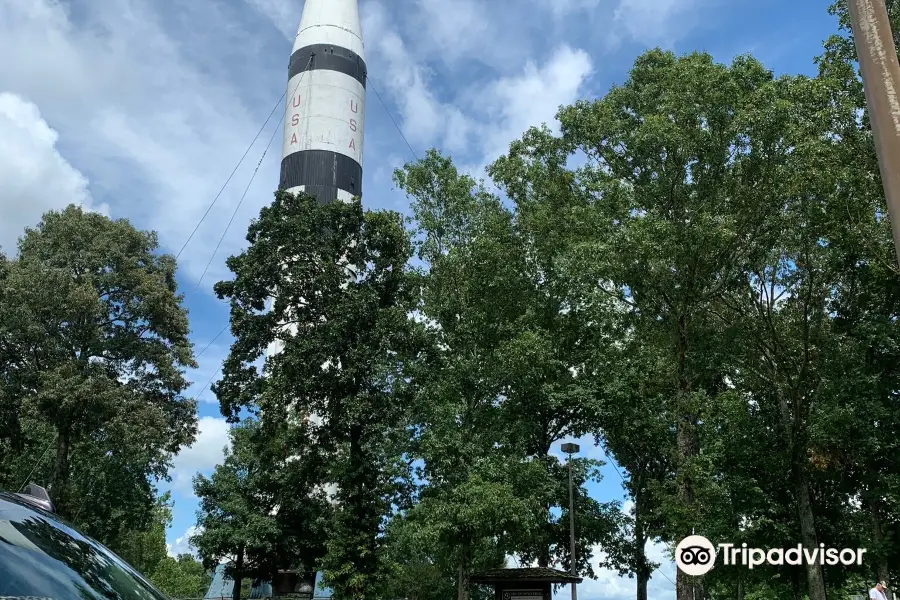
[561,443,580,455]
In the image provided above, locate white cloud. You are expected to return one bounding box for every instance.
[169,416,232,496]
[360,1,593,176]
[242,0,710,200]
[574,537,675,600]
[0,0,280,290]
[0,0,715,295]
[471,44,593,164]
[541,0,604,18]
[360,1,470,153]
[612,0,705,47]
[244,0,299,39]
[167,524,202,557]
[167,525,198,557]
[0,92,108,254]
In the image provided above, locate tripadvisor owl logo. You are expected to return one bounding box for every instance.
[676,535,717,575]
[674,535,868,576]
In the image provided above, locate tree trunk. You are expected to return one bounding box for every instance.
[232,545,245,600]
[637,571,649,600]
[870,502,892,600]
[736,575,744,600]
[538,545,550,567]
[634,486,649,600]
[794,463,827,600]
[51,426,71,515]
[457,540,471,600]
[675,314,703,600]
[539,500,551,568]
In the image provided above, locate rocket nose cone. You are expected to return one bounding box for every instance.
[295,0,364,58]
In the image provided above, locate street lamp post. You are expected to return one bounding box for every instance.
[561,442,580,600]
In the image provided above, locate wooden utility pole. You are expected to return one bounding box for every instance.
[847,0,900,268]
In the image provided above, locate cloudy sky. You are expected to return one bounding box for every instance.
[1,0,841,598]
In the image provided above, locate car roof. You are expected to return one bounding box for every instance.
[0,491,63,521]
[0,490,114,562]
[0,490,169,598]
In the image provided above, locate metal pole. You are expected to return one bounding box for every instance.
[847,0,900,268]
[568,455,577,600]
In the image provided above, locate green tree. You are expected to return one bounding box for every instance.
[395,151,544,600]
[192,420,280,600]
[110,491,211,597]
[396,151,626,597]
[151,554,213,599]
[487,137,629,576]
[381,514,458,600]
[213,191,424,600]
[0,249,25,468]
[117,492,173,576]
[721,78,850,600]
[0,205,197,543]
[555,50,809,600]
[246,413,331,588]
[817,0,900,590]
[594,341,673,600]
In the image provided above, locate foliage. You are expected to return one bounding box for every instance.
[191,419,283,599]
[212,191,425,600]
[10,4,900,600]
[114,492,211,598]
[117,492,175,577]
[151,554,212,599]
[0,205,197,552]
[393,149,628,599]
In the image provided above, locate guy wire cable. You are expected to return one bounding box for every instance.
[175,55,312,260]
[196,324,229,359]
[365,73,419,161]
[18,433,57,493]
[194,56,313,291]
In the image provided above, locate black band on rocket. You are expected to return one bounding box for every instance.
[288,44,367,88]
[279,149,362,202]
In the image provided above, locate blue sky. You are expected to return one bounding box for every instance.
[0,0,843,598]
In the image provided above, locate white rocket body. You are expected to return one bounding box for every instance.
[279,0,366,203]
[269,0,366,502]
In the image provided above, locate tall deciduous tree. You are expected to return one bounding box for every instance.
[488,132,627,574]
[192,420,280,600]
[554,50,818,599]
[117,492,173,576]
[706,71,866,600]
[117,492,212,598]
[396,150,625,598]
[817,0,900,591]
[395,151,543,600]
[0,205,197,536]
[213,191,424,600]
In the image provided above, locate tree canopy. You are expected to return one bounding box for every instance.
[0,205,199,567]
[6,3,900,600]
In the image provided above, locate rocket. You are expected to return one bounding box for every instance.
[268,0,365,487]
[267,0,365,398]
[279,0,366,204]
